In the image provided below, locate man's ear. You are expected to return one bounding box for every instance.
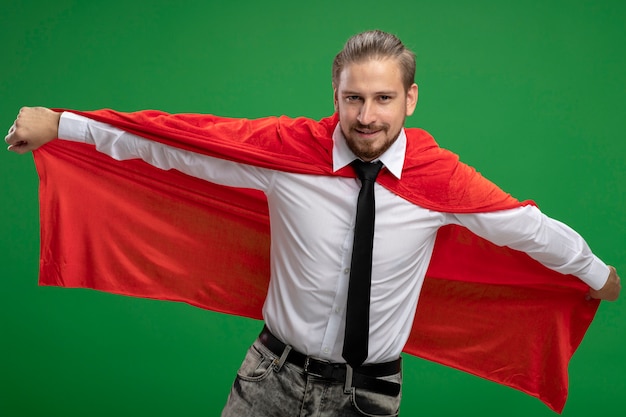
[405,83,418,116]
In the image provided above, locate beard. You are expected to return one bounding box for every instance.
[342,122,402,162]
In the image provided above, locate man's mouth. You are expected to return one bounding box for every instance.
[354,127,383,138]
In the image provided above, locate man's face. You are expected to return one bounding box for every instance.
[334,58,418,162]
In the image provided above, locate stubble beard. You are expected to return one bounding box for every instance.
[343,122,402,162]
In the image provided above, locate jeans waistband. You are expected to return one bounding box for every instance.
[258,326,401,397]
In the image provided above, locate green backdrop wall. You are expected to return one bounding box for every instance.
[1,1,624,415]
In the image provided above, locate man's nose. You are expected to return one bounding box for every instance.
[357,102,376,126]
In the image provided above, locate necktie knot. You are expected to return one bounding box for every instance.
[351,160,383,182]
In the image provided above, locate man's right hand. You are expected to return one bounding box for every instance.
[5,107,61,154]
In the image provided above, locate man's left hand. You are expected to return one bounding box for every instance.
[589,266,621,301]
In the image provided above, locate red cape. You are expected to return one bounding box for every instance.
[33,109,599,413]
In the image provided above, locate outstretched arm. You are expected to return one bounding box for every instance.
[5,107,60,154]
[453,205,621,302]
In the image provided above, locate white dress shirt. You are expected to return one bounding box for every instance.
[58,112,609,364]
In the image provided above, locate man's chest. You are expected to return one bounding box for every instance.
[266,173,447,266]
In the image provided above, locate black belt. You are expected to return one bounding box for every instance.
[259,326,401,397]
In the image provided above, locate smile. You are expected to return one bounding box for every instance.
[354,129,381,138]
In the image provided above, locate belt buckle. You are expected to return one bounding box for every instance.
[303,357,329,379]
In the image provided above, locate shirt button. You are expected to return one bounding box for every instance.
[335,307,342,314]
[344,268,350,274]
[323,347,330,354]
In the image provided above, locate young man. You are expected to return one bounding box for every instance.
[6,31,620,416]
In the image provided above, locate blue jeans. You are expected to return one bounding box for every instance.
[221,339,402,416]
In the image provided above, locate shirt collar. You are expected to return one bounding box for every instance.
[332,124,406,179]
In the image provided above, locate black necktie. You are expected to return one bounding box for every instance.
[342,159,383,368]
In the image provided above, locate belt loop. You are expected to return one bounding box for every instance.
[343,364,354,394]
[273,344,292,372]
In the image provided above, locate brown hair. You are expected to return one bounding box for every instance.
[332,30,416,91]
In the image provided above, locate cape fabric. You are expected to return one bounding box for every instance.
[33,109,599,413]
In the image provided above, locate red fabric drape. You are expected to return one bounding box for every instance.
[33,110,600,413]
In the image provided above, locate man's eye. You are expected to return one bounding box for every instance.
[346,96,361,102]
[379,95,391,101]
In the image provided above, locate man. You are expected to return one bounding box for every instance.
[6,30,621,416]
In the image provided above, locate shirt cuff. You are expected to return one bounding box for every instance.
[579,255,610,290]
[58,112,90,143]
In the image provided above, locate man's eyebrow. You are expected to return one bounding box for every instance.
[340,90,398,96]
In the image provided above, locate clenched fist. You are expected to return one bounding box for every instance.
[5,107,60,154]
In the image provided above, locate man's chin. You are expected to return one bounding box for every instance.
[347,142,384,162]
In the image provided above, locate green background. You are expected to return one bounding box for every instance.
[1,0,624,415]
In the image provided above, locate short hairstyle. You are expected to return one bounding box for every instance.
[332,30,416,91]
